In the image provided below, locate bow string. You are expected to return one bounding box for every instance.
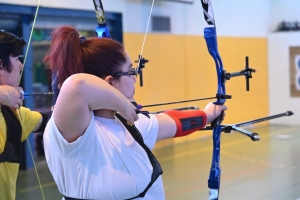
[17,0,45,199]
[200,1,258,199]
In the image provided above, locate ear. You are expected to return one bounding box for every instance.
[104,75,114,86]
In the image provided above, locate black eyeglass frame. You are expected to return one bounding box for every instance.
[113,68,138,78]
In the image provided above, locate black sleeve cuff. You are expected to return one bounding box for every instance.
[34,112,50,133]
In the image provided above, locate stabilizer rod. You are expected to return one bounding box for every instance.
[201,111,294,141]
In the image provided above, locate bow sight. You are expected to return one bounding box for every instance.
[224,57,256,91]
[135,55,149,87]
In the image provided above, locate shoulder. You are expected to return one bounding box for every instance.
[44,113,97,158]
[18,107,42,141]
[18,106,42,120]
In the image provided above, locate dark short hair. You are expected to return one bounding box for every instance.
[0,30,26,72]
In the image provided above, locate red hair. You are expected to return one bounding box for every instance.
[44,26,126,84]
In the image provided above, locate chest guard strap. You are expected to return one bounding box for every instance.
[0,106,22,163]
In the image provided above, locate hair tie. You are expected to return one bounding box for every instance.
[79,35,86,44]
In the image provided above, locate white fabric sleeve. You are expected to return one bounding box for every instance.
[134,114,159,150]
[44,112,96,159]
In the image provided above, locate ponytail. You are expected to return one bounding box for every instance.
[44,26,84,84]
[44,25,127,84]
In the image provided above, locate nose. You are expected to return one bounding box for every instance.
[132,70,138,80]
[133,75,136,83]
[19,61,23,70]
[135,71,139,79]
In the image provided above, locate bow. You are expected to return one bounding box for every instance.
[121,1,254,198]
[133,1,292,199]
[200,1,257,199]
[200,1,226,199]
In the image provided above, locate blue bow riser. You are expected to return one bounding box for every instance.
[96,24,111,38]
[204,27,226,105]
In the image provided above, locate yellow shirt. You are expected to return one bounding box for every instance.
[0,106,42,200]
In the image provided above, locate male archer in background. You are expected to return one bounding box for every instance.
[0,30,48,200]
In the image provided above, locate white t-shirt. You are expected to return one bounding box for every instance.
[44,112,164,200]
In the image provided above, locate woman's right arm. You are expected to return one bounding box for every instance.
[53,73,137,142]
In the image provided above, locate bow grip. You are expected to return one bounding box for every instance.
[211,110,224,127]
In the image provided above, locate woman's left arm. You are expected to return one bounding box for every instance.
[154,103,227,141]
[154,113,177,141]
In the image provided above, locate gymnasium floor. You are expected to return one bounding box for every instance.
[16,124,300,200]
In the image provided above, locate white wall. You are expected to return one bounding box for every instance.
[270,0,300,32]
[268,1,300,125]
[0,0,124,12]
[268,32,300,125]
[1,0,271,37]
[119,0,271,37]
[9,0,300,36]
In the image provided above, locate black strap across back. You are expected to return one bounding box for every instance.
[0,105,22,163]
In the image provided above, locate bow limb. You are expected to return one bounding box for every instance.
[93,0,111,38]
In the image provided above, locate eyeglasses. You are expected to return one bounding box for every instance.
[113,68,138,78]
[18,55,24,64]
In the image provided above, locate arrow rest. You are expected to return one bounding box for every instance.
[215,94,231,100]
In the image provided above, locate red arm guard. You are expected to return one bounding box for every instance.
[164,110,207,138]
